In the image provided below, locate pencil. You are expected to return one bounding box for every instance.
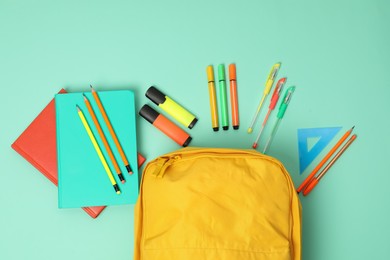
[303,134,357,196]
[76,106,120,194]
[90,85,133,174]
[297,126,355,193]
[83,94,125,184]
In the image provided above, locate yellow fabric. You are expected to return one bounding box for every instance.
[135,147,301,260]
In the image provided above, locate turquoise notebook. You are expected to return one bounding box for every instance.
[56,90,139,208]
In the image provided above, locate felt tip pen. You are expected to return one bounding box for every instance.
[248,62,281,133]
[263,86,295,154]
[139,105,192,147]
[218,64,229,130]
[229,64,239,130]
[146,86,198,129]
[207,65,219,131]
[252,77,286,149]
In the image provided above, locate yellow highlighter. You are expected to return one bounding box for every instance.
[146,86,198,129]
[207,65,219,131]
[247,62,281,133]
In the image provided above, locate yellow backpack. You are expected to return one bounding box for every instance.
[134,147,302,260]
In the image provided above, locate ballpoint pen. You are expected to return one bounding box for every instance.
[252,77,286,149]
[303,134,357,196]
[263,86,295,154]
[248,62,281,133]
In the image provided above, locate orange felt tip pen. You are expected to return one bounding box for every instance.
[229,64,239,130]
[139,105,192,147]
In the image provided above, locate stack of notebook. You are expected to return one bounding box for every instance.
[12,89,145,218]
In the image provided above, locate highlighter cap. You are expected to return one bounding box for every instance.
[229,64,236,81]
[139,104,159,124]
[206,65,214,82]
[218,64,226,81]
[146,86,166,105]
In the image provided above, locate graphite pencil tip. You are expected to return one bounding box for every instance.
[76,105,81,111]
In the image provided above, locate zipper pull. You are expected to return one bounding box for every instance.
[152,155,181,178]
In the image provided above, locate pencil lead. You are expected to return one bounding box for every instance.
[76,105,81,111]
[351,126,355,130]
[82,94,88,101]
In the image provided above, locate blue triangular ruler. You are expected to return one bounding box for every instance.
[297,127,342,174]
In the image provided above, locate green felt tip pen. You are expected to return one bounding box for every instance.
[263,86,296,154]
[218,64,229,130]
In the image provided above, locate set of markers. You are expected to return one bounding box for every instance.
[247,62,296,154]
[206,64,239,131]
[139,86,198,147]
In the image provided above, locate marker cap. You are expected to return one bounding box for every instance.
[206,65,214,82]
[146,86,166,105]
[218,64,226,81]
[229,64,236,81]
[139,104,159,124]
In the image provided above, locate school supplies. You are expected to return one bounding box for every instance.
[84,95,125,183]
[11,89,146,218]
[218,64,229,130]
[134,148,301,260]
[139,105,192,147]
[91,86,133,174]
[76,106,121,194]
[297,127,342,174]
[303,134,357,196]
[248,62,281,133]
[253,77,286,148]
[229,63,239,130]
[206,65,219,131]
[146,86,198,129]
[297,126,355,193]
[263,86,296,154]
[56,90,139,208]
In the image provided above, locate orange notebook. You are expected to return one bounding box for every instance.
[11,89,146,218]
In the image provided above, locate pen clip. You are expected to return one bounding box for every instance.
[283,87,295,105]
[269,65,280,81]
[274,78,286,96]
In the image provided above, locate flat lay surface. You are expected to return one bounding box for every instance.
[1,0,389,259]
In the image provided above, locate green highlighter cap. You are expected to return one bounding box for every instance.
[218,64,226,81]
[277,86,296,119]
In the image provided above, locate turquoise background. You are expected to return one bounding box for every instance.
[1,0,389,259]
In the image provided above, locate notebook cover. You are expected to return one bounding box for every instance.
[56,90,140,208]
[12,89,145,218]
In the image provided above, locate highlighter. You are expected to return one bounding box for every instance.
[218,64,229,130]
[139,105,192,147]
[146,86,198,129]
